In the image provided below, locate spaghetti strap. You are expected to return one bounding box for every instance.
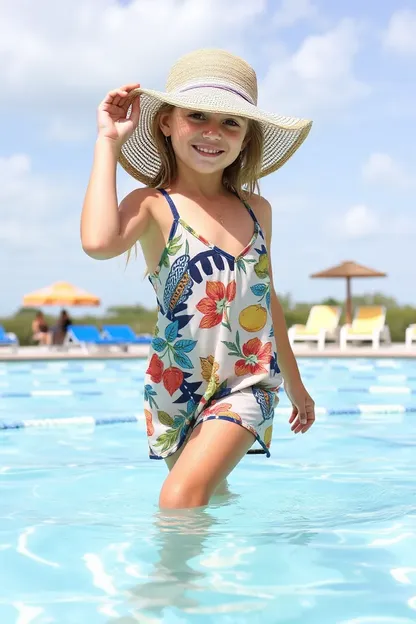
[158,188,180,221]
[242,200,259,225]
[229,188,259,226]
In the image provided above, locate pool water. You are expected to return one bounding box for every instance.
[0,358,416,623]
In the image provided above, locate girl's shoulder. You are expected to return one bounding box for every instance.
[245,193,272,233]
[119,186,169,225]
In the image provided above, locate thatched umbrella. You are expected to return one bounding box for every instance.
[310,261,387,324]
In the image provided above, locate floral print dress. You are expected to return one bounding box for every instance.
[144,189,283,459]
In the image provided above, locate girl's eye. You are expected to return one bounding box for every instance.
[189,112,205,120]
[224,119,240,127]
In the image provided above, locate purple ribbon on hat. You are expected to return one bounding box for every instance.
[178,83,254,105]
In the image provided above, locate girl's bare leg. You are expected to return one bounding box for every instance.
[160,419,254,509]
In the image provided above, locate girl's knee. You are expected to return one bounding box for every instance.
[159,479,210,509]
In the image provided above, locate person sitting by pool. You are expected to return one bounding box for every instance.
[31,311,51,346]
[52,309,73,345]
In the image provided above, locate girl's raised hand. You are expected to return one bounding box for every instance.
[97,83,141,147]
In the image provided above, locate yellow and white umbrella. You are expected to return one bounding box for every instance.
[23,281,100,307]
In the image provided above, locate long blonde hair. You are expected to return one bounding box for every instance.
[126,104,264,266]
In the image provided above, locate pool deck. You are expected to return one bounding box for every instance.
[1,343,415,361]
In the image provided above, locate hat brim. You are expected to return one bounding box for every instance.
[119,87,312,185]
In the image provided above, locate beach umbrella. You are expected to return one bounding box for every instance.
[23,281,100,307]
[310,261,386,324]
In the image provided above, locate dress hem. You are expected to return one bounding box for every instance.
[148,414,271,459]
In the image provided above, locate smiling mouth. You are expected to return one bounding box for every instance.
[192,145,225,157]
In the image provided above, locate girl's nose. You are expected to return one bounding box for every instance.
[202,121,222,139]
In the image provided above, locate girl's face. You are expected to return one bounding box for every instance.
[160,107,249,175]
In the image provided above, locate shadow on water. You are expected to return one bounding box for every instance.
[109,490,239,622]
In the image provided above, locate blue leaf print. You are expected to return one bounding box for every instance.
[144,384,156,397]
[175,339,197,353]
[213,253,225,271]
[174,303,188,314]
[165,320,179,342]
[163,252,193,312]
[251,284,267,297]
[173,375,203,405]
[255,243,267,255]
[252,387,274,425]
[186,399,197,415]
[190,264,202,283]
[152,337,167,352]
[266,290,271,311]
[201,256,213,275]
[271,352,281,375]
[176,315,194,332]
[173,350,194,370]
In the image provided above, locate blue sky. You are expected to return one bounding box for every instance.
[1,0,415,317]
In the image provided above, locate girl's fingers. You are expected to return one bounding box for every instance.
[119,83,141,91]
[128,95,141,127]
[291,417,300,431]
[101,103,127,116]
[103,85,137,105]
[289,409,297,424]
[111,91,129,107]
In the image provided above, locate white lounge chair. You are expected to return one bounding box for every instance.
[340,306,391,349]
[405,324,416,349]
[288,305,341,351]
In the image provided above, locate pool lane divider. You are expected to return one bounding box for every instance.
[2,385,416,398]
[1,405,416,430]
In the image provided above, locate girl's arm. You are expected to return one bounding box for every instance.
[80,83,149,260]
[251,194,315,433]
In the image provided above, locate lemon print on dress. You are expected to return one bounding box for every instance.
[264,425,273,447]
[239,304,267,332]
[254,253,269,279]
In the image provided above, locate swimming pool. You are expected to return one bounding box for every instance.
[1,357,415,623]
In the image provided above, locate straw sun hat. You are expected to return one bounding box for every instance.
[119,49,312,184]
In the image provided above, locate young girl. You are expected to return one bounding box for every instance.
[81,49,316,510]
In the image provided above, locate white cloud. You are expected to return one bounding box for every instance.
[383,9,416,56]
[0,0,268,143]
[272,0,318,28]
[0,153,77,251]
[260,19,370,116]
[329,204,380,239]
[328,202,416,240]
[0,0,266,112]
[362,153,414,189]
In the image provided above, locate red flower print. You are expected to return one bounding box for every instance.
[196,280,236,329]
[235,338,272,377]
[144,409,154,436]
[146,354,164,383]
[162,366,184,396]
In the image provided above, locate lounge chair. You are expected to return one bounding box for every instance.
[0,325,19,352]
[101,325,152,345]
[288,305,341,351]
[405,324,416,349]
[340,306,391,349]
[64,325,124,352]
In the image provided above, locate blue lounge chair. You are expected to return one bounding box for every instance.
[64,325,124,352]
[101,325,152,344]
[0,325,19,351]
